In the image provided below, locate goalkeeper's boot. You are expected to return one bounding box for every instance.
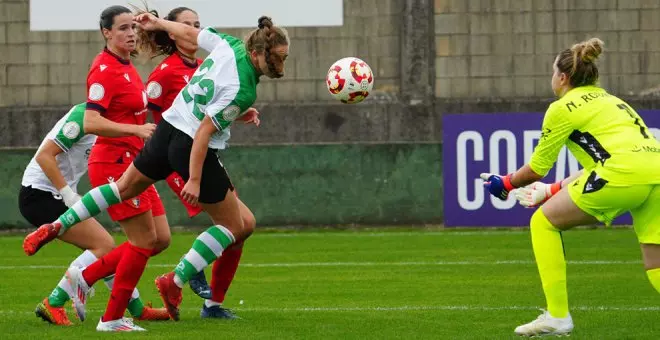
[514,310,573,337]
[35,298,72,326]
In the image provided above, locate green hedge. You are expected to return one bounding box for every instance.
[0,144,442,229]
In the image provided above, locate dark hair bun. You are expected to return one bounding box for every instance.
[258,16,273,29]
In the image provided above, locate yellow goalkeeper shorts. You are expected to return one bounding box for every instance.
[568,170,660,244]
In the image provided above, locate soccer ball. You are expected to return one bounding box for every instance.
[326,57,374,104]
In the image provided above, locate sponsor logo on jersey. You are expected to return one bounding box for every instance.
[52,193,63,200]
[62,121,81,140]
[100,64,107,72]
[124,73,130,82]
[222,105,241,122]
[160,63,168,70]
[147,82,162,99]
[174,177,181,187]
[107,176,115,182]
[88,83,105,101]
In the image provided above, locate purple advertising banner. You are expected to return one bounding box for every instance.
[443,110,660,227]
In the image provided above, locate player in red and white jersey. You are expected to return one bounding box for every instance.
[60,6,170,331]
[140,7,255,318]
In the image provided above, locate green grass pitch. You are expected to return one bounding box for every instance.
[1,228,659,339]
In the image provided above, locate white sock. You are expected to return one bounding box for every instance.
[57,250,99,294]
[205,299,221,308]
[72,250,98,268]
[103,274,140,301]
[173,274,184,288]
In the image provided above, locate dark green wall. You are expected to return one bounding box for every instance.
[1,144,442,229]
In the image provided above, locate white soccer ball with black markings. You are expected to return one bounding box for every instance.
[326,57,374,104]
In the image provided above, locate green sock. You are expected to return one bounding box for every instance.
[174,225,235,284]
[127,297,145,317]
[57,183,121,233]
[47,285,70,307]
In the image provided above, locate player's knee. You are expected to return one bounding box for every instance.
[115,178,135,200]
[130,227,158,250]
[242,212,256,238]
[152,233,171,255]
[225,218,248,242]
[530,208,555,232]
[98,239,116,256]
[90,240,115,258]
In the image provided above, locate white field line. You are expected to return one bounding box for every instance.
[0,260,642,270]
[1,305,658,315]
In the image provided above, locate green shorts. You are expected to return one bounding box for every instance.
[568,170,660,244]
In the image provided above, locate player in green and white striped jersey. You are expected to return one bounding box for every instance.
[25,14,290,321]
[19,104,170,325]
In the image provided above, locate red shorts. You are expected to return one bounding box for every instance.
[165,172,203,218]
[88,162,166,221]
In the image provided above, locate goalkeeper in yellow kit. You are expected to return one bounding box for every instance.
[481,37,660,337]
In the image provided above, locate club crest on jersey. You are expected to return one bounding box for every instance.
[100,64,107,72]
[88,83,105,101]
[147,82,162,99]
[222,105,241,121]
[131,198,140,208]
[124,73,130,82]
[64,212,75,224]
[62,121,81,139]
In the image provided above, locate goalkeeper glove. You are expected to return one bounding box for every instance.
[480,173,515,201]
[513,181,562,208]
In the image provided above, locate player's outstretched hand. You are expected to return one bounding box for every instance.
[238,108,260,126]
[480,173,514,201]
[134,123,157,140]
[134,12,161,31]
[181,180,200,206]
[514,181,561,208]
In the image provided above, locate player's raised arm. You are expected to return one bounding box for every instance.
[134,12,200,50]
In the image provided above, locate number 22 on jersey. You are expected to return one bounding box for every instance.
[182,59,215,121]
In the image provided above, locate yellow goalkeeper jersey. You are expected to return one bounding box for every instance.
[530,85,660,186]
